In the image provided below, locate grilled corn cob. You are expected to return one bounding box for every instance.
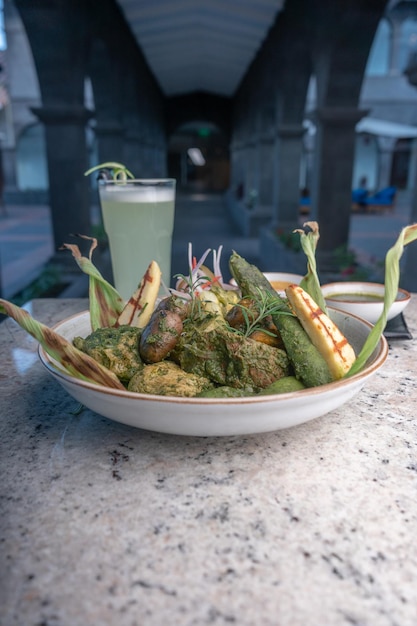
[116,260,161,328]
[285,284,356,380]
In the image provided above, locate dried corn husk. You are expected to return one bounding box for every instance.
[348,223,417,376]
[294,221,328,314]
[0,299,124,389]
[61,236,125,330]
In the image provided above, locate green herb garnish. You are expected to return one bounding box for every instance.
[229,288,293,339]
[84,162,134,181]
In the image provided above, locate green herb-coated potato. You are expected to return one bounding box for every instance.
[73,325,143,383]
[259,376,306,395]
[128,361,212,397]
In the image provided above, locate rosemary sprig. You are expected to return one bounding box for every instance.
[228,288,293,338]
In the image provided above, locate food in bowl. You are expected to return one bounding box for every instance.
[321,281,410,324]
[0,224,401,434]
[38,307,387,436]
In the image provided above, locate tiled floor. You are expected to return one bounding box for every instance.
[0,205,54,299]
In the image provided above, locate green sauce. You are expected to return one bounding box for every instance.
[327,292,384,303]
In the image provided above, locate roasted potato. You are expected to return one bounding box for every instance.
[139,309,183,363]
[155,294,190,320]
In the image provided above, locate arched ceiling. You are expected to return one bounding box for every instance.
[116,0,286,97]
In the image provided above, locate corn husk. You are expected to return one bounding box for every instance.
[0,299,124,389]
[61,236,125,330]
[294,221,328,314]
[348,223,417,376]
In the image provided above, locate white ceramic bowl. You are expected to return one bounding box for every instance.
[321,281,410,324]
[38,309,388,437]
[262,272,303,294]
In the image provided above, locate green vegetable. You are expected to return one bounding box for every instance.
[61,235,125,331]
[0,299,124,389]
[259,376,306,395]
[294,221,328,313]
[348,223,417,376]
[229,252,333,387]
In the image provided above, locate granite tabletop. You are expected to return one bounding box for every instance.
[1,297,417,626]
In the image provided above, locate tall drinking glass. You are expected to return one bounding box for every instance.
[98,178,176,300]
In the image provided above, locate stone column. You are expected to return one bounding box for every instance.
[94,123,125,165]
[402,37,417,289]
[258,131,275,207]
[124,130,146,177]
[244,137,259,204]
[272,123,305,230]
[403,138,417,291]
[310,106,368,262]
[14,0,92,254]
[32,104,92,253]
[88,39,125,166]
[388,18,403,75]
[377,136,396,189]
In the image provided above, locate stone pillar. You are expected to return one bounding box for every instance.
[32,104,92,251]
[88,39,125,166]
[94,123,125,165]
[272,123,305,230]
[403,138,417,291]
[402,36,417,289]
[121,65,145,176]
[388,18,403,75]
[244,137,259,203]
[377,136,396,189]
[14,0,92,254]
[258,131,275,207]
[124,130,145,177]
[310,106,368,262]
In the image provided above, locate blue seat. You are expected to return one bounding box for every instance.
[365,186,396,210]
[299,195,311,214]
[352,188,368,205]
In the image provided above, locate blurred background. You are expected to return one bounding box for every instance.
[1,0,417,300]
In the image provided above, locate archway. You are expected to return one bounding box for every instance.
[168,121,230,193]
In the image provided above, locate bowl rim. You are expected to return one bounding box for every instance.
[262,271,304,280]
[38,308,389,405]
[321,281,411,304]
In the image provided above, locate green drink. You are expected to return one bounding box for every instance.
[98,179,176,300]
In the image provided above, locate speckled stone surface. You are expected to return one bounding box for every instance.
[1,298,417,626]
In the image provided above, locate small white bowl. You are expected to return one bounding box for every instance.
[262,272,303,294]
[321,281,411,324]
